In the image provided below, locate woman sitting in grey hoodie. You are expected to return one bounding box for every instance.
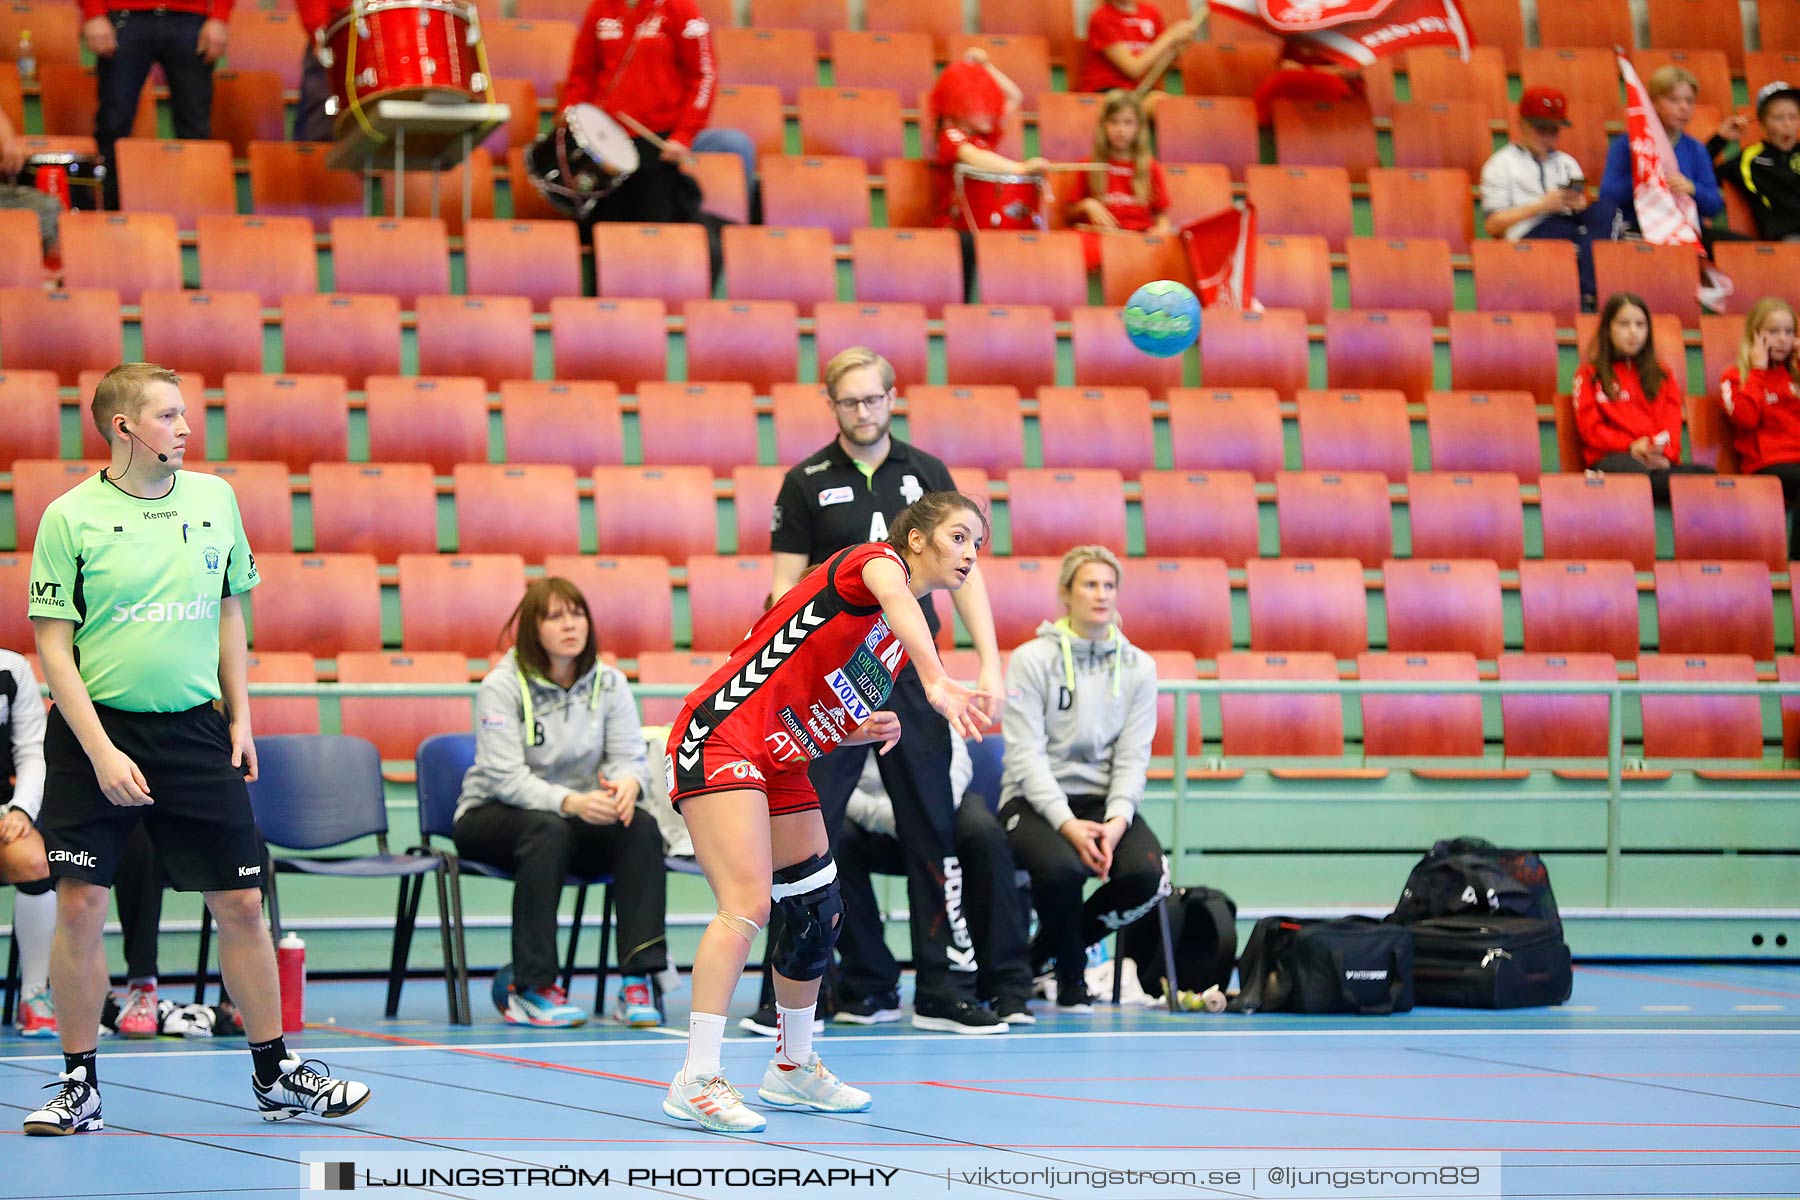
[1000,545,1170,1012]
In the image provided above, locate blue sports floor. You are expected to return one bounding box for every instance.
[2,965,1796,1200]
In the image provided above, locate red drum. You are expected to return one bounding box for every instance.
[953,166,1047,233]
[319,0,491,138]
[21,153,104,211]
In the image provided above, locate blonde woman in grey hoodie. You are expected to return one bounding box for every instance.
[455,578,667,1030]
[1000,545,1169,1012]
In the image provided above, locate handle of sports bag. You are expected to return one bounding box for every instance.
[1334,946,1405,1015]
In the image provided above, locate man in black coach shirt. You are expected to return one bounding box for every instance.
[749,347,1009,1036]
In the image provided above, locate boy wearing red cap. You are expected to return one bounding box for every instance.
[1479,87,1617,311]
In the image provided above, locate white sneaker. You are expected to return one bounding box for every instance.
[663,1071,767,1133]
[22,1067,103,1136]
[252,1057,372,1121]
[757,1054,872,1113]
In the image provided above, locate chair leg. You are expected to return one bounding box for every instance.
[385,874,424,1019]
[1156,894,1180,1015]
[1112,925,1126,1005]
[594,884,614,1015]
[193,904,213,1006]
[444,859,473,1025]
[432,865,467,1025]
[561,886,588,996]
[2,936,19,1027]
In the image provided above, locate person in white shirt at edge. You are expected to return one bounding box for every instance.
[999,545,1171,1013]
[455,578,669,1029]
[1,649,56,1038]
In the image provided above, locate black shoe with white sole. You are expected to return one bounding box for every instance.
[911,996,1008,1035]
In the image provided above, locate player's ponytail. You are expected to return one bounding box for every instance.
[887,491,990,558]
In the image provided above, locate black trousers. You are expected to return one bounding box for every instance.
[113,823,164,981]
[454,803,668,992]
[1757,461,1800,558]
[1591,453,1715,504]
[757,663,979,1007]
[293,43,334,143]
[1002,793,1169,991]
[95,9,214,207]
[835,800,1033,1007]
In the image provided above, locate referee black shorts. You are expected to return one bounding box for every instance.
[40,702,266,892]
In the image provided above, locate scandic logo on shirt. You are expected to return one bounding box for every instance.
[111,594,221,624]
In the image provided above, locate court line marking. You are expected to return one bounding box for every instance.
[1412,1046,1800,1116]
[1573,965,1800,1000]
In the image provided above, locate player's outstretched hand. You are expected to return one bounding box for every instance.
[924,675,991,741]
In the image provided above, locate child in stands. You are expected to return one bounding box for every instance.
[1719,297,1800,557]
[1068,89,1172,272]
[1573,292,1715,502]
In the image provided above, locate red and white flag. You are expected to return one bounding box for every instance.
[1182,203,1259,310]
[1617,51,1733,310]
[1209,0,1472,68]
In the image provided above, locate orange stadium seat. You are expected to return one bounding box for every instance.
[1746,49,1800,103]
[1632,48,1734,112]
[1149,650,1203,759]
[501,380,624,471]
[761,156,873,243]
[38,62,154,140]
[507,148,566,222]
[1036,92,1107,162]
[1382,559,1505,659]
[1166,388,1285,480]
[638,381,760,475]
[1638,653,1764,760]
[975,557,1064,649]
[480,18,575,94]
[0,209,39,286]
[751,0,848,51]
[0,3,81,68]
[1139,469,1260,566]
[1669,474,1788,570]
[1251,236,1332,323]
[944,33,1051,106]
[1277,470,1393,567]
[1448,312,1561,406]
[723,226,837,315]
[1176,40,1283,97]
[1005,469,1128,557]
[542,555,675,660]
[223,9,304,86]
[364,375,488,474]
[59,212,180,306]
[798,86,906,171]
[769,383,831,464]
[710,86,786,160]
[1405,45,1510,121]
[1539,472,1658,570]
[463,219,583,312]
[1245,558,1368,659]
[140,290,264,384]
[196,214,318,307]
[637,651,730,725]
[1781,653,1800,762]
[906,386,1024,474]
[1216,651,1345,759]
[683,300,800,395]
[9,461,107,551]
[828,30,936,106]
[337,651,473,764]
[1345,238,1454,325]
[1153,96,1260,179]
[479,79,541,156]
[1272,97,1378,182]
[1536,1,1632,52]
[1518,559,1642,660]
[245,652,322,737]
[1713,243,1800,315]
[248,554,381,657]
[1406,472,1526,568]
[0,372,60,467]
[715,27,819,103]
[864,0,962,54]
[1499,652,1619,759]
[329,217,449,310]
[1199,307,1308,401]
[594,223,712,306]
[1646,0,1744,67]
[281,293,401,388]
[1161,163,1234,229]
[398,554,527,656]
[1654,561,1776,660]
[308,462,439,562]
[974,231,1086,319]
[815,303,930,391]
[1069,305,1185,394]
[879,158,934,230]
[454,465,580,563]
[1246,165,1353,249]
[1471,241,1582,325]
[1296,390,1413,482]
[850,228,963,318]
[942,304,1058,391]
[1368,168,1475,253]
[248,141,364,231]
[114,138,236,228]
[978,0,1075,63]
[1126,558,1233,657]
[731,465,786,556]
[593,466,718,562]
[223,374,350,471]
[1035,386,1156,478]
[1357,652,1486,758]
[1098,233,1190,310]
[1595,242,1704,326]
[1424,391,1542,482]
[415,295,535,388]
[551,298,668,391]
[187,461,293,553]
[686,555,774,652]
[1324,311,1435,406]
[0,554,31,650]
[0,288,122,385]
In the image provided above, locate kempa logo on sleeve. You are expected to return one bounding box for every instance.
[111,594,221,624]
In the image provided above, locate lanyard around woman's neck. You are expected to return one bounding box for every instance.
[518,667,599,747]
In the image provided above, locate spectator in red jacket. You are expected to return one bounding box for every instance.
[1067,90,1171,272]
[82,0,232,208]
[1075,0,1197,110]
[1719,296,1800,556]
[1573,292,1715,502]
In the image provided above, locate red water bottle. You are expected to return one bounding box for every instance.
[277,932,306,1033]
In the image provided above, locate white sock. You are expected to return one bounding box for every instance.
[13,889,56,996]
[774,1002,815,1069]
[683,1012,727,1081]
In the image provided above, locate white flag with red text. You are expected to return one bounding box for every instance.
[1209,0,1472,68]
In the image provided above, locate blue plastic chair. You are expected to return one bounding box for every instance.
[239,734,462,1023]
[413,733,617,1019]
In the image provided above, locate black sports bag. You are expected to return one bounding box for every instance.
[1122,885,1237,997]
[1410,915,1573,1008]
[1391,837,1561,926]
[1229,916,1415,1015]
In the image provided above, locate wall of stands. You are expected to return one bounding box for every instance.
[2,0,1796,966]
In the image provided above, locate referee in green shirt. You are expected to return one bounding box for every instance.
[21,363,370,1136]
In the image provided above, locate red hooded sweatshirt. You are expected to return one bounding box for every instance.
[1719,363,1800,474]
[564,0,716,149]
[1572,360,1687,468]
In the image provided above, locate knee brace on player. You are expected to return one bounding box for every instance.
[769,851,842,982]
[713,909,763,945]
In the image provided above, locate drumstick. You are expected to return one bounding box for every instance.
[613,110,693,161]
[1039,162,1111,172]
[1134,9,1201,98]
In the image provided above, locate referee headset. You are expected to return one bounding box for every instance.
[106,412,169,479]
